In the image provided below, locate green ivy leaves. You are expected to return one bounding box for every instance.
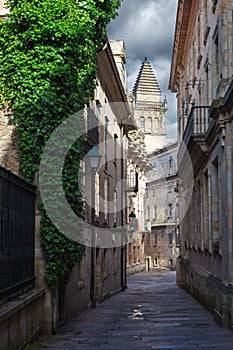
[0,0,121,288]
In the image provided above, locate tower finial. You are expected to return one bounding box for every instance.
[144,57,148,61]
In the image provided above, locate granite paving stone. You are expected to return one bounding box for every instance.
[36,270,233,350]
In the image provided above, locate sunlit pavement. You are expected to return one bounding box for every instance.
[38,269,233,349]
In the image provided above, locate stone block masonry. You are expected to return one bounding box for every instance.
[0,110,20,174]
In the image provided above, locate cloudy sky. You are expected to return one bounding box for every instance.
[107,0,178,141]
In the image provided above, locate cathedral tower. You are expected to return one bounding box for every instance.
[132,58,167,153]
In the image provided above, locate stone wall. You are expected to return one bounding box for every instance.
[177,256,233,329]
[0,288,44,350]
[170,0,233,331]
[0,110,20,174]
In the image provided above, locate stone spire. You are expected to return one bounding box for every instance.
[133,58,161,104]
[131,58,167,153]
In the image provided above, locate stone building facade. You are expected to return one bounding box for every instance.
[125,130,151,275]
[144,224,178,270]
[169,0,233,329]
[144,142,179,269]
[56,39,131,328]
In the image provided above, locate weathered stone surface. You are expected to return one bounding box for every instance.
[0,288,44,350]
[0,110,20,174]
[32,270,233,350]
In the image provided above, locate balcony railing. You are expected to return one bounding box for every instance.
[183,106,210,145]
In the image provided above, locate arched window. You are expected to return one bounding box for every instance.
[154,118,159,133]
[140,116,145,129]
[147,117,152,132]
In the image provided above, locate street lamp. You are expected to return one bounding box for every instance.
[87,145,102,170]
[129,211,136,230]
[86,145,101,308]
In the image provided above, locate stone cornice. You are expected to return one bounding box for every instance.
[183,0,199,67]
[97,39,131,126]
[169,0,199,92]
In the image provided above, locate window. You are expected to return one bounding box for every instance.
[169,259,173,266]
[154,205,157,220]
[147,233,151,246]
[113,191,117,226]
[168,233,173,245]
[114,134,118,161]
[153,186,156,196]
[96,103,100,120]
[153,161,157,170]
[133,246,137,263]
[169,156,174,168]
[212,0,218,13]
[213,26,219,92]
[135,171,139,193]
[215,33,219,78]
[128,170,135,187]
[204,58,210,104]
[168,181,172,191]
[154,233,157,246]
[145,186,149,198]
[140,116,145,129]
[104,117,108,168]
[168,203,173,217]
[155,118,159,133]
[197,15,202,56]
[203,0,210,45]
[104,179,108,223]
[147,207,150,221]
[175,227,180,247]
[147,117,152,132]
[95,173,100,220]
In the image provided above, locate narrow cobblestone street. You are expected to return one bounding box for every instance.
[37,270,233,350]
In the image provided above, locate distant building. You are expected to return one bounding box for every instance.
[126,129,151,275]
[131,58,167,153]
[144,142,179,269]
[169,0,233,329]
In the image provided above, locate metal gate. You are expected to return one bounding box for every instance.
[0,166,36,298]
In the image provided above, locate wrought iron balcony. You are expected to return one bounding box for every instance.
[183,106,211,146]
[179,106,213,173]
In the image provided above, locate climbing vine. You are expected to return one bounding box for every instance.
[0,0,121,287]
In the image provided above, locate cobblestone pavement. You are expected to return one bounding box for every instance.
[38,270,233,349]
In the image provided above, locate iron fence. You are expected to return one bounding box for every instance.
[0,167,36,298]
